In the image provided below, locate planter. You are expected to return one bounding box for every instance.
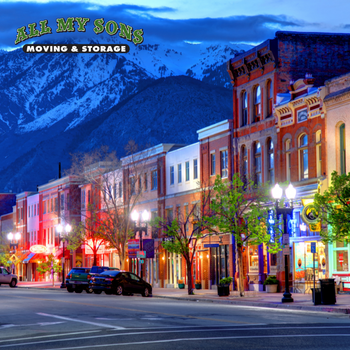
[217,284,230,297]
[265,284,278,293]
[195,283,202,290]
[178,283,185,289]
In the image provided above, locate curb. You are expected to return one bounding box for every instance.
[153,295,350,315]
[17,286,64,291]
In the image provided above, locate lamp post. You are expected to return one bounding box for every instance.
[131,210,149,280]
[56,223,71,288]
[271,183,296,303]
[7,232,21,274]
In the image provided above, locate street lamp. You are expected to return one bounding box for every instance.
[56,223,71,288]
[7,232,21,274]
[272,183,296,303]
[131,210,149,279]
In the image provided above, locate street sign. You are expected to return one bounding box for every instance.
[137,251,146,258]
[204,244,220,248]
[282,234,289,245]
[311,242,316,254]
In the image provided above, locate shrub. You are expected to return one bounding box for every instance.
[263,275,278,285]
[219,277,233,285]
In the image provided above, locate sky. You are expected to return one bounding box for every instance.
[1,0,350,50]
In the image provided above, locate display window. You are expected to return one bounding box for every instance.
[334,242,348,272]
[249,245,259,271]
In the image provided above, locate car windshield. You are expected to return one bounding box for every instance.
[70,268,90,273]
[100,270,121,277]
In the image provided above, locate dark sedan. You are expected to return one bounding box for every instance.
[89,271,152,297]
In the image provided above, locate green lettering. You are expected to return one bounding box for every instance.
[56,17,75,33]
[119,23,133,42]
[75,17,90,32]
[28,23,40,38]
[15,26,29,45]
[105,20,118,36]
[133,29,144,45]
[39,20,52,35]
[93,18,105,34]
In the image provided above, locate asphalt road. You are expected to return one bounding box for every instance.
[1,287,350,349]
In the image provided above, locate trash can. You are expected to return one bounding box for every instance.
[320,278,336,305]
[311,288,321,305]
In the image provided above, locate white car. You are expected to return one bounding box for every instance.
[0,267,17,287]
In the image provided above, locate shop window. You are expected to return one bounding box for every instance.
[299,134,308,180]
[249,245,259,271]
[241,91,248,126]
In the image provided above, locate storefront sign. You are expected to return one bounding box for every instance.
[143,239,154,259]
[301,203,320,225]
[204,244,219,248]
[30,245,47,254]
[128,239,139,258]
[282,234,289,245]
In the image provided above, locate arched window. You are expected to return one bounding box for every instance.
[267,139,274,184]
[340,124,346,175]
[254,142,262,185]
[299,134,308,180]
[266,80,273,117]
[285,139,291,182]
[254,86,261,122]
[316,130,322,177]
[241,145,248,184]
[242,91,248,126]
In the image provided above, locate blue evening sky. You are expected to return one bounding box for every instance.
[0,0,349,49]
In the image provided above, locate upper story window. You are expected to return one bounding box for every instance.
[185,161,190,181]
[241,145,248,184]
[267,80,273,117]
[151,170,158,190]
[299,133,309,180]
[316,130,322,177]
[130,177,136,195]
[254,142,262,185]
[193,159,198,179]
[119,182,122,198]
[211,153,216,176]
[286,139,291,182]
[170,166,175,185]
[144,173,148,191]
[242,91,248,127]
[267,139,274,184]
[178,164,182,183]
[254,86,261,122]
[221,150,228,178]
[340,124,346,175]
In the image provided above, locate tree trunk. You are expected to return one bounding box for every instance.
[237,244,245,297]
[93,249,97,266]
[186,260,194,295]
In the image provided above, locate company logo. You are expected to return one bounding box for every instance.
[30,244,47,254]
[301,204,319,225]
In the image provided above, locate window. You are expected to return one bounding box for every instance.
[254,85,261,122]
[299,134,309,180]
[220,150,228,178]
[254,142,262,185]
[151,170,158,190]
[60,194,64,210]
[340,124,346,175]
[81,190,85,209]
[185,161,190,181]
[170,166,174,185]
[119,182,122,198]
[316,130,322,177]
[55,197,58,212]
[193,159,198,179]
[286,139,291,182]
[113,184,117,198]
[242,91,248,126]
[130,177,136,195]
[184,205,189,232]
[43,201,46,214]
[34,204,36,216]
[211,153,216,176]
[241,145,248,184]
[88,190,91,204]
[166,208,173,223]
[28,206,30,218]
[144,173,148,191]
[138,176,142,194]
[266,80,273,117]
[267,139,274,184]
[334,241,348,272]
[51,198,53,213]
[178,164,182,183]
[37,203,39,215]
[151,210,158,238]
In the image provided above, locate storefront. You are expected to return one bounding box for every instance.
[209,245,230,287]
[328,242,350,290]
[247,244,267,291]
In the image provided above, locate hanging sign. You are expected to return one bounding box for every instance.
[30,245,47,254]
[301,203,319,225]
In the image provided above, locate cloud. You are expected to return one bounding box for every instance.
[0,2,308,49]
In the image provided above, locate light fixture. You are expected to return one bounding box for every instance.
[271,184,283,199]
[65,224,72,233]
[7,232,13,240]
[15,232,21,240]
[285,183,296,200]
[142,209,149,222]
[207,254,209,258]
[162,256,165,260]
[131,210,139,222]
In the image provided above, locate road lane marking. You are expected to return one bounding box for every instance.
[37,313,125,330]
[2,326,350,348]
[39,334,350,350]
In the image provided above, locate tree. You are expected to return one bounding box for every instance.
[155,187,213,295]
[314,170,350,242]
[205,174,282,297]
[36,254,62,286]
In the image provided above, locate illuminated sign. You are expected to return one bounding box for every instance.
[30,245,47,254]
[301,203,319,225]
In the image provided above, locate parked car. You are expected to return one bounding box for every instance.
[89,271,152,297]
[88,266,120,279]
[0,267,17,287]
[66,267,92,293]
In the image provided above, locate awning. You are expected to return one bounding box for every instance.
[31,253,46,263]
[23,252,35,263]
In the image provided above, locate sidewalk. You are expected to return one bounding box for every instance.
[15,281,350,315]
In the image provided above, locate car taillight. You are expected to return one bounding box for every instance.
[66,274,71,279]
[92,277,96,281]
[87,274,91,279]
[105,278,113,282]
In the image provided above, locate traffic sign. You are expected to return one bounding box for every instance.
[282,234,289,245]
[311,242,316,254]
[137,251,146,258]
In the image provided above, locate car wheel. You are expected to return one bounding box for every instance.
[9,279,17,288]
[75,288,83,293]
[93,290,102,294]
[67,286,74,293]
[116,285,123,295]
[86,287,93,294]
[142,287,150,297]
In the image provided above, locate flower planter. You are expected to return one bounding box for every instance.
[195,283,202,290]
[265,284,278,293]
[178,283,185,289]
[217,284,230,297]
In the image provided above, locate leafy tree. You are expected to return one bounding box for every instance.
[36,254,62,286]
[314,170,350,242]
[155,187,213,295]
[205,174,282,297]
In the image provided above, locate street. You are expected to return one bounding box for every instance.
[1,288,350,349]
